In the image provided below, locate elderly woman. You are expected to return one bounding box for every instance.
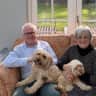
[57,26,96,96]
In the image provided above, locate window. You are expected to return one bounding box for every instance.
[37,0,68,33]
[27,0,82,34]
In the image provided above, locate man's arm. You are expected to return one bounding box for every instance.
[2,46,28,67]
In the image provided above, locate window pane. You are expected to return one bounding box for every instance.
[82,0,96,35]
[54,0,68,31]
[38,0,51,19]
[37,0,68,33]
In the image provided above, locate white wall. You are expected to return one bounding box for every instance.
[0,0,26,50]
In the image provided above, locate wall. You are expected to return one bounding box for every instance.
[0,0,26,51]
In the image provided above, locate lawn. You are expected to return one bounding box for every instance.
[38,4,67,19]
[82,3,96,20]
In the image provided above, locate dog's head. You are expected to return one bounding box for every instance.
[63,59,85,77]
[29,49,53,69]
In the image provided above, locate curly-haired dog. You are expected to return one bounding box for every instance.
[16,49,62,94]
[16,49,92,94]
[58,59,92,92]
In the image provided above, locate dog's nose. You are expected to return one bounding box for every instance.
[37,58,40,62]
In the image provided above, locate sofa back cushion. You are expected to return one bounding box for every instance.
[13,34,71,58]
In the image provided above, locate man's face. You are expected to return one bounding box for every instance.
[23,26,37,46]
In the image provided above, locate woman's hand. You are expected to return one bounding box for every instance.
[63,65,74,81]
[64,71,74,81]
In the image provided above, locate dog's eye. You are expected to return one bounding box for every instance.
[37,53,40,55]
[43,55,46,59]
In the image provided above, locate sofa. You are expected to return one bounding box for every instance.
[0,34,96,96]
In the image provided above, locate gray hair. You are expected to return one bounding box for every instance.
[21,22,37,33]
[75,26,92,40]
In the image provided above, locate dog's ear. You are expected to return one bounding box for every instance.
[76,64,85,75]
[47,57,53,66]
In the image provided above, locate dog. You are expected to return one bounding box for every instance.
[16,49,92,94]
[16,49,62,94]
[58,59,92,92]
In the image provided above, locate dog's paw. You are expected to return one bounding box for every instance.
[54,85,59,90]
[65,85,74,92]
[86,86,92,90]
[80,85,92,91]
[55,85,66,93]
[24,87,33,94]
[55,86,61,91]
[16,82,23,87]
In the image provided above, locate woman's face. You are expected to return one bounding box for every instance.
[76,32,91,49]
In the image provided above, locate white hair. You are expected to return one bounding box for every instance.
[21,22,37,33]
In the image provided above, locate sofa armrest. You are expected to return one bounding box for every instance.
[0,79,8,96]
[0,64,21,96]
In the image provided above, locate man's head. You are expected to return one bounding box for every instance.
[22,23,38,47]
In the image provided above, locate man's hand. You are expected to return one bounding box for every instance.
[27,57,33,64]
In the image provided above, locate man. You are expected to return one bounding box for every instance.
[3,23,59,96]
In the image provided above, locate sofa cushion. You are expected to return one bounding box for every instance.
[13,34,71,58]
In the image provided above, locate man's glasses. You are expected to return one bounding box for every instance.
[24,32,35,35]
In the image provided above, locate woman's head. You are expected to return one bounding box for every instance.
[75,26,92,48]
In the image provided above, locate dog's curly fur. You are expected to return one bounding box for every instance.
[16,49,92,94]
[57,59,92,92]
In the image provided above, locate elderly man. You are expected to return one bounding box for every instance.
[3,23,60,96]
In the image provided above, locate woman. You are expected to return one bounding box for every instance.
[57,26,96,96]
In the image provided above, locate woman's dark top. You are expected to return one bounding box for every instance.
[57,45,96,86]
